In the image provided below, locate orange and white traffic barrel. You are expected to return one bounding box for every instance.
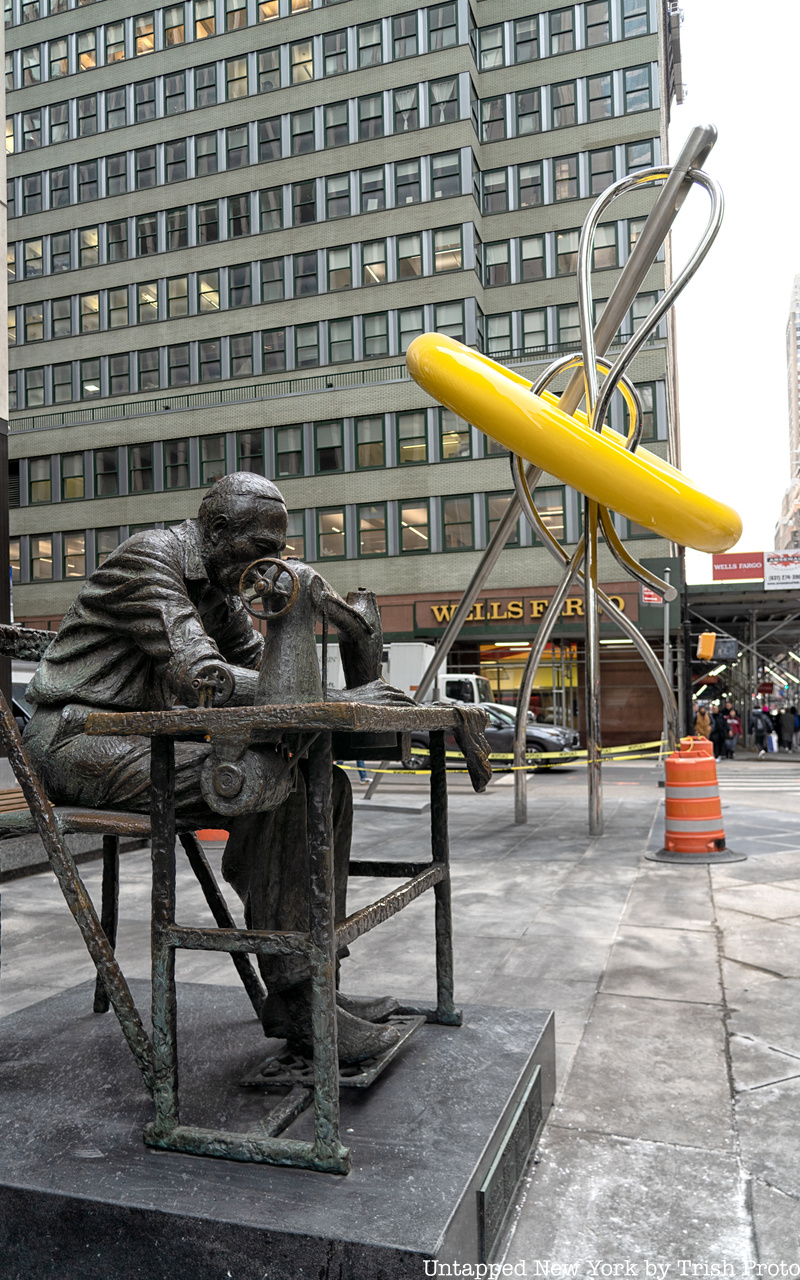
[647,741,745,864]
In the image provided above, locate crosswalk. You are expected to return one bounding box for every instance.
[716,764,800,792]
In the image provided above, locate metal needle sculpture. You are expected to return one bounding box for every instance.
[398,124,739,834]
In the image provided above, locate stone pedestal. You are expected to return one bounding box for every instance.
[0,981,554,1278]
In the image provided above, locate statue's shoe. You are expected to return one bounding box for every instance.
[336,992,400,1023]
[261,987,401,1065]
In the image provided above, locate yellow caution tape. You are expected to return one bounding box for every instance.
[338,739,668,776]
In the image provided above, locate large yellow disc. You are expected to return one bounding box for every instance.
[406,333,741,554]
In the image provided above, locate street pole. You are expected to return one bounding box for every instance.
[661,567,672,760]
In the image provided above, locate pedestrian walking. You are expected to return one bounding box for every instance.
[724,709,741,759]
[749,706,774,756]
[710,703,728,759]
[778,706,796,753]
[694,704,712,739]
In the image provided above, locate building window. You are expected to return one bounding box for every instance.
[315,421,343,473]
[105,88,127,130]
[587,73,612,122]
[95,529,120,566]
[555,229,578,277]
[198,201,220,243]
[362,240,386,286]
[552,81,577,128]
[24,301,43,342]
[323,101,348,149]
[432,151,460,199]
[482,169,507,214]
[518,162,543,208]
[23,108,42,148]
[227,264,250,309]
[136,215,157,257]
[259,0,279,18]
[226,0,247,31]
[480,97,504,142]
[163,437,189,487]
[22,43,41,84]
[515,16,537,62]
[398,308,424,353]
[398,500,427,553]
[61,454,84,501]
[195,64,217,110]
[327,319,352,363]
[294,252,318,296]
[197,270,219,313]
[284,512,305,559]
[623,0,649,38]
[533,487,566,541]
[263,328,286,373]
[95,449,119,497]
[485,313,510,355]
[397,410,426,464]
[394,85,419,133]
[51,296,71,337]
[31,536,53,581]
[517,89,540,136]
[109,354,130,396]
[550,7,574,54]
[589,148,614,194]
[554,155,578,201]
[7,308,15,348]
[138,349,160,391]
[318,509,346,559]
[167,276,189,317]
[486,493,519,545]
[29,457,51,503]
[79,292,100,333]
[627,139,655,172]
[429,3,457,49]
[49,38,68,78]
[133,148,154,190]
[227,193,250,239]
[327,246,351,290]
[397,234,422,280]
[78,30,97,72]
[479,25,504,70]
[129,444,154,493]
[225,126,249,171]
[105,153,126,197]
[358,504,386,556]
[430,76,458,125]
[359,94,383,140]
[323,29,347,76]
[354,416,384,468]
[358,21,382,68]
[238,431,264,475]
[396,159,420,205]
[255,185,282,233]
[258,256,283,302]
[521,310,546,355]
[9,540,20,585]
[259,47,280,92]
[201,435,225,483]
[276,426,302,476]
[557,303,579,348]
[443,496,472,550]
[79,358,100,399]
[50,101,70,142]
[289,180,314,226]
[440,408,470,460]
[198,341,221,383]
[23,174,42,214]
[295,323,319,368]
[291,110,315,155]
[195,131,217,176]
[521,236,544,281]
[435,301,464,340]
[196,0,215,39]
[435,227,462,272]
[134,80,155,123]
[631,291,659,338]
[162,139,185,184]
[586,1,610,45]
[135,282,157,324]
[164,344,188,388]
[393,12,417,59]
[134,13,155,56]
[363,313,388,359]
[164,5,184,45]
[52,363,73,403]
[290,39,313,84]
[24,238,43,278]
[625,66,652,112]
[593,224,617,269]
[361,167,385,212]
[167,207,188,250]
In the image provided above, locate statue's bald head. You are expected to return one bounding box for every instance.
[198,472,289,593]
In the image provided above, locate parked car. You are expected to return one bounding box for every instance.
[484,703,580,750]
[404,703,577,771]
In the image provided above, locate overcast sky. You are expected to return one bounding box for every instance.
[666,0,800,583]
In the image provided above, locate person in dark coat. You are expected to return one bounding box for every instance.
[749,706,773,756]
[710,703,728,759]
[778,706,796,752]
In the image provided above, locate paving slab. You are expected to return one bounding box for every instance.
[722,967,800,1059]
[750,1179,800,1259]
[715,910,800,979]
[713,882,800,921]
[555,993,733,1150]
[600,924,722,1004]
[504,1128,753,1268]
[735,1076,800,1198]
[728,1033,800,1092]
[622,863,715,931]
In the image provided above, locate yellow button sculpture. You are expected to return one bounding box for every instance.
[406,332,741,555]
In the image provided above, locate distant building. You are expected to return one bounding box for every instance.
[776,275,800,549]
[6,0,683,737]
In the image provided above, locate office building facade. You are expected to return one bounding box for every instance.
[776,275,800,550]
[6,0,683,731]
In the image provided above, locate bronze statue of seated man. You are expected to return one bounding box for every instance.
[23,472,411,1064]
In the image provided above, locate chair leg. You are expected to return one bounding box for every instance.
[93,834,120,1014]
[178,832,266,1018]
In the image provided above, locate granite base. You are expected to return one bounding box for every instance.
[0,981,554,1279]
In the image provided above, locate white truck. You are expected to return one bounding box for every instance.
[318,641,495,705]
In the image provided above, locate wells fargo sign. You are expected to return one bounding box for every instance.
[416,594,629,630]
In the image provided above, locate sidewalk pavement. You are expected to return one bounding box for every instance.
[1,760,799,1271]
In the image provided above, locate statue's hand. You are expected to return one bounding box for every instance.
[326,678,415,706]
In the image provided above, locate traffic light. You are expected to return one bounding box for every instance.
[697,632,716,661]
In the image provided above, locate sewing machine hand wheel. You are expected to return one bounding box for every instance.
[239,557,300,622]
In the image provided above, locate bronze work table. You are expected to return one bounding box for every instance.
[85,701,489,1175]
